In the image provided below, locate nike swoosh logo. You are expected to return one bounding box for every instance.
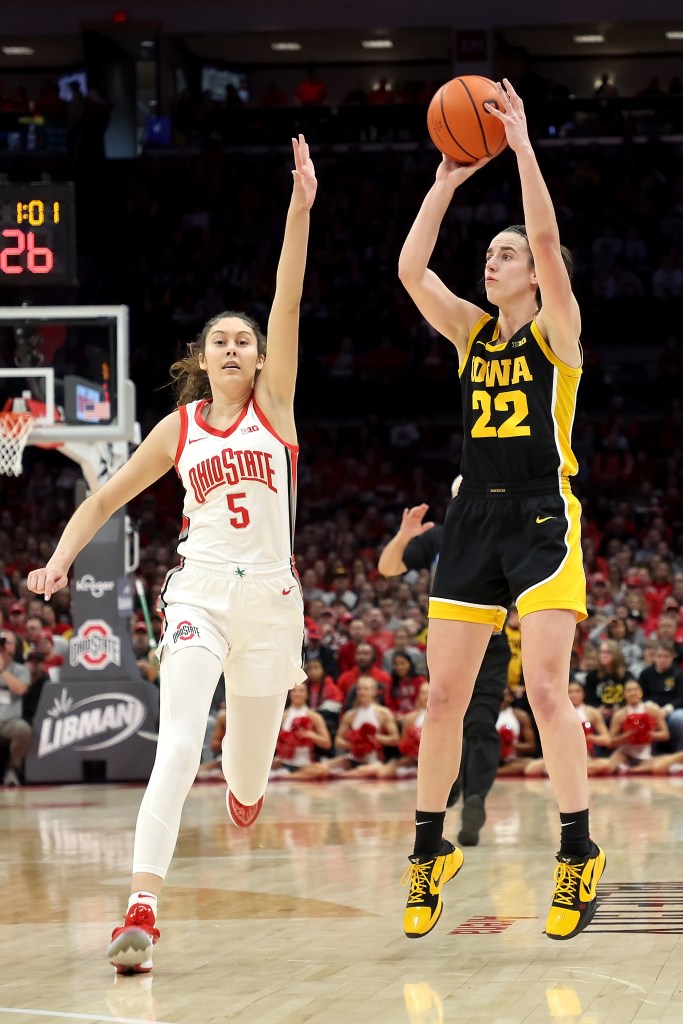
[536,515,556,524]
[429,861,445,894]
[282,586,295,595]
[188,436,209,444]
[475,340,507,352]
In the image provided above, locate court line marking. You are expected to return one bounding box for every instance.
[0,1007,177,1024]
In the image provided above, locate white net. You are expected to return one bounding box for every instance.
[0,412,35,476]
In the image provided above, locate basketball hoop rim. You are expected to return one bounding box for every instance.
[0,409,36,477]
[0,409,35,433]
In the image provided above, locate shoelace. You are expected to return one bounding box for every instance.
[401,859,435,904]
[552,862,582,906]
[125,904,160,938]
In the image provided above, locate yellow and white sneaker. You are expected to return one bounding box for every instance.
[402,839,464,938]
[545,841,606,940]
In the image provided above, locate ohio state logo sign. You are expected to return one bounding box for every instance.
[69,619,122,670]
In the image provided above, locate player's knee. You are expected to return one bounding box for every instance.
[524,677,564,721]
[426,683,466,722]
[161,731,203,777]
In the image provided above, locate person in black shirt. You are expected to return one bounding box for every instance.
[638,641,683,752]
[21,650,51,727]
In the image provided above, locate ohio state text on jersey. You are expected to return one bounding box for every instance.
[175,397,298,563]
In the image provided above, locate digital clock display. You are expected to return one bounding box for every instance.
[0,182,77,286]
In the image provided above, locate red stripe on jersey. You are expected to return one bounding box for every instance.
[252,399,299,453]
[174,406,189,473]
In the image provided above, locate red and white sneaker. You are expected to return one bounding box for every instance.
[226,788,263,827]
[107,903,160,975]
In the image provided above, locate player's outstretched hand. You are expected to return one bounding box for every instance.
[27,564,69,600]
[292,134,317,211]
[398,503,435,540]
[484,79,530,153]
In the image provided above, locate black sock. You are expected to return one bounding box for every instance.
[413,810,446,858]
[559,809,591,858]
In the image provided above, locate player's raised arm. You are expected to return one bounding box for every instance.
[257,134,317,414]
[485,79,580,365]
[398,156,489,360]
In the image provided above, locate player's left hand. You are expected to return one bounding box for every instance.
[291,134,317,210]
[484,79,530,153]
[398,503,435,540]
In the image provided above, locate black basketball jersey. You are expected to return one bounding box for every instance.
[459,313,581,483]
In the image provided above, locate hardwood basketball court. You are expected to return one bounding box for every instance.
[1,776,681,1024]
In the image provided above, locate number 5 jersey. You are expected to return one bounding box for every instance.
[174,396,298,564]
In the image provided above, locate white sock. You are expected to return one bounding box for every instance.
[128,891,158,917]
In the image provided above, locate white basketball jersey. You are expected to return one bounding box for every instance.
[175,396,298,564]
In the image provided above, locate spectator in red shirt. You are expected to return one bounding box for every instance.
[651,560,674,605]
[337,642,390,701]
[35,631,64,682]
[587,574,614,616]
[295,68,328,107]
[336,618,369,673]
[366,607,394,656]
[386,652,427,718]
[305,657,343,707]
[7,602,27,639]
[627,567,663,621]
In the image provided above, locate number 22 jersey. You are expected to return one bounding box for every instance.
[459,313,581,483]
[174,396,298,564]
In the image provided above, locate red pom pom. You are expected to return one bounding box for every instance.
[498,724,515,760]
[291,715,313,747]
[276,729,297,761]
[348,722,379,759]
[399,725,421,760]
[624,712,655,745]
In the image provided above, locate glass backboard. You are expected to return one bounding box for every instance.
[0,305,136,443]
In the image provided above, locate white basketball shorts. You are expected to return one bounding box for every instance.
[157,557,306,697]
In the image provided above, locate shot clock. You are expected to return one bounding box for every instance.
[0,182,77,286]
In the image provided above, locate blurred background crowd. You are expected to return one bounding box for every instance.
[0,8,682,783]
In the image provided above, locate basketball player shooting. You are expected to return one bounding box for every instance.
[397,79,604,942]
[27,135,317,974]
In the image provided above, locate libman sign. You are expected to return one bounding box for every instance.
[26,679,159,783]
[37,688,146,757]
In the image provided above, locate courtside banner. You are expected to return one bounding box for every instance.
[25,679,159,783]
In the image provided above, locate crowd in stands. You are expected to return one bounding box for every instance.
[0,85,682,786]
[2,64,683,156]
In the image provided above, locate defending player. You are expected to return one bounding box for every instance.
[27,135,317,973]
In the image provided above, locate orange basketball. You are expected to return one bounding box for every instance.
[427,76,507,164]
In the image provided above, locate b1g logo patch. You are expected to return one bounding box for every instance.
[172,621,201,643]
[69,619,121,670]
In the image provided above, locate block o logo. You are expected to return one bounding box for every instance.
[69,619,122,670]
